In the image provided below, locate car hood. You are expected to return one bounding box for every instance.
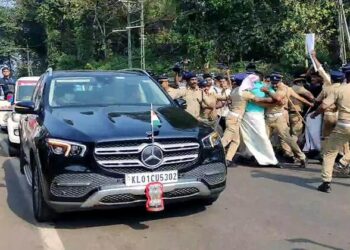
[44,105,212,142]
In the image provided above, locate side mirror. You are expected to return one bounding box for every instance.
[175,98,187,109]
[14,101,36,114]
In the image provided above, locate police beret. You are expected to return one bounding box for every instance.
[215,74,224,80]
[342,63,350,73]
[198,80,209,88]
[270,73,283,82]
[182,72,197,80]
[330,70,345,82]
[158,74,168,81]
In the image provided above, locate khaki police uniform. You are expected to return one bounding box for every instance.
[321,84,350,182]
[266,83,306,161]
[317,66,350,166]
[166,87,178,99]
[170,87,210,119]
[281,85,312,157]
[221,88,256,161]
[199,92,218,123]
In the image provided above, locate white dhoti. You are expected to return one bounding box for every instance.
[240,112,278,165]
[303,114,322,152]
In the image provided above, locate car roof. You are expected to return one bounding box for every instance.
[16,76,40,81]
[51,70,148,78]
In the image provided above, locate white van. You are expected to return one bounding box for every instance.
[7,77,39,155]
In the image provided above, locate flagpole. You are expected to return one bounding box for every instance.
[151,103,155,146]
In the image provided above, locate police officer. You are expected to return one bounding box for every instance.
[263,73,312,168]
[311,51,350,175]
[281,75,315,160]
[171,72,212,120]
[0,66,15,97]
[158,75,177,99]
[312,71,350,192]
[198,79,218,124]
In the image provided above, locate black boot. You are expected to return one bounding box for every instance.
[283,155,295,163]
[317,182,331,193]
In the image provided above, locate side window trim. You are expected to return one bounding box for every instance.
[33,75,47,111]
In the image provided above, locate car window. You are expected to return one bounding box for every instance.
[32,77,45,110]
[48,75,171,107]
[16,85,36,102]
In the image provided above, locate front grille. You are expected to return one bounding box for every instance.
[94,139,200,173]
[50,174,123,198]
[164,187,199,198]
[100,194,137,203]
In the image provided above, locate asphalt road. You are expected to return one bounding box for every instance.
[0,132,350,250]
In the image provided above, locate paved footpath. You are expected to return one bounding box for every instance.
[0,133,349,250]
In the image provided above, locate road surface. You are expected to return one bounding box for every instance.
[0,132,349,250]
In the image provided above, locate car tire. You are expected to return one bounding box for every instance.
[8,140,19,157]
[200,195,219,206]
[32,162,55,222]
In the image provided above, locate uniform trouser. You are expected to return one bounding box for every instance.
[281,112,304,157]
[221,117,240,161]
[322,124,350,182]
[266,116,306,161]
[322,114,350,166]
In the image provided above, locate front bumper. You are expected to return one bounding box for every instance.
[46,162,226,212]
[7,117,19,144]
[0,111,11,128]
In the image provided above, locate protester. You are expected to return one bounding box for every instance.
[221,74,275,166]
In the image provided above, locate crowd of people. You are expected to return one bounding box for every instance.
[157,51,350,193]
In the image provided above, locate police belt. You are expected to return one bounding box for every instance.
[227,111,242,119]
[265,112,284,118]
[324,112,337,116]
[337,121,350,128]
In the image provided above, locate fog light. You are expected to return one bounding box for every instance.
[14,129,19,136]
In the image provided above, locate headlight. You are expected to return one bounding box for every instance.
[201,132,221,149]
[47,139,87,157]
[11,112,21,123]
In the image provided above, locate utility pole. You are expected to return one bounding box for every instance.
[140,0,145,70]
[127,1,132,68]
[338,0,350,65]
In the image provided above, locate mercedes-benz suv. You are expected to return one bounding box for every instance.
[16,69,226,222]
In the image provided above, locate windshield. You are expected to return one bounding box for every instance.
[16,85,36,102]
[48,74,171,107]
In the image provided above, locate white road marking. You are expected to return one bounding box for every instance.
[0,134,65,250]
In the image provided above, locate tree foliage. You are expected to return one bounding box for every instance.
[0,0,348,76]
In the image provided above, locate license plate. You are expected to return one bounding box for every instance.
[125,170,178,187]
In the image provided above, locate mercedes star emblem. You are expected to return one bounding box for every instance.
[141,145,163,169]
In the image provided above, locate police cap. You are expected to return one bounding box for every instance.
[342,63,350,74]
[198,80,209,88]
[330,70,345,82]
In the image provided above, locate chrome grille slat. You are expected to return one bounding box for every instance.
[94,142,199,155]
[94,139,200,170]
[97,154,198,168]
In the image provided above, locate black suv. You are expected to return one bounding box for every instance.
[16,69,226,222]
